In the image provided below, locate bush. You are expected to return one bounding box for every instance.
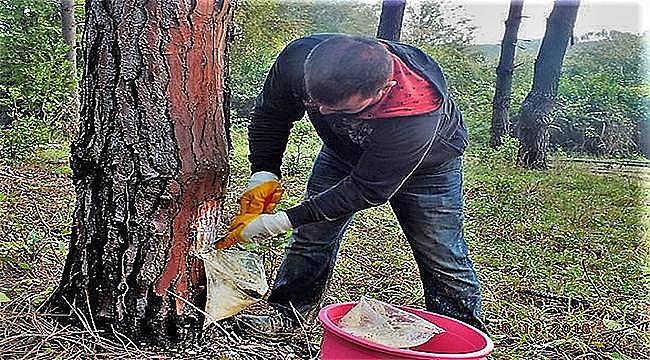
[228,0,303,120]
[0,0,76,163]
[0,114,50,161]
[420,45,495,148]
[553,31,648,157]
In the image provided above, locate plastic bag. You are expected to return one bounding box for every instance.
[339,297,445,348]
[199,249,269,327]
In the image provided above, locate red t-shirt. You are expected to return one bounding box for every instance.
[356,51,442,120]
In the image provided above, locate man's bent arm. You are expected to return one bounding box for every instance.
[285,114,443,226]
[248,44,306,178]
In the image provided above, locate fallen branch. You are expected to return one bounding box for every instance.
[517,289,590,309]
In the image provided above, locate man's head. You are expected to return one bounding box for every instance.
[304,35,396,115]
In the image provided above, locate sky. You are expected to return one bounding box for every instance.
[453,0,648,44]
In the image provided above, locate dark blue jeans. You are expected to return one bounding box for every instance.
[268,148,485,331]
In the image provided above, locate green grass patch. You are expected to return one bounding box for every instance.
[27,144,70,169]
[463,144,647,357]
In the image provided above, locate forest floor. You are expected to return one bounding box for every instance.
[0,126,648,359]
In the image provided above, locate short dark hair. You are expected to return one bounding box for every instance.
[304,35,392,106]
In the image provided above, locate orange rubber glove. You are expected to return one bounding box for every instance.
[239,180,284,215]
[216,212,292,249]
[216,172,286,250]
[216,213,258,249]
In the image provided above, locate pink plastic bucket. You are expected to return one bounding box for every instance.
[318,302,493,360]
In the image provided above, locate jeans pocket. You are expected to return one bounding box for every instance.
[399,156,463,210]
[429,155,462,176]
[438,138,464,159]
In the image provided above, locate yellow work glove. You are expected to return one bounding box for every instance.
[239,171,284,215]
[215,212,292,249]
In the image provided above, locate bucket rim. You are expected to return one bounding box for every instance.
[318,302,494,359]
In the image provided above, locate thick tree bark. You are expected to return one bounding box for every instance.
[490,0,523,148]
[377,0,406,41]
[517,0,579,168]
[45,0,234,345]
[59,0,80,137]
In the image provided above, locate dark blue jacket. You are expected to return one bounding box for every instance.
[248,34,468,227]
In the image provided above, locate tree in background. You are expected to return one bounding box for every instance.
[402,0,476,48]
[377,0,406,41]
[45,0,233,345]
[490,0,523,148]
[516,0,579,168]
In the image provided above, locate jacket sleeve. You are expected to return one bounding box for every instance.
[248,44,307,178]
[285,114,443,227]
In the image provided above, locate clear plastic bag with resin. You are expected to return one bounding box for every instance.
[199,249,269,327]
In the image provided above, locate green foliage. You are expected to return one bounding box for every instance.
[403,0,476,49]
[279,0,380,37]
[420,45,495,147]
[0,0,76,163]
[0,114,51,160]
[554,31,648,157]
[283,120,322,176]
[572,31,645,86]
[508,52,535,112]
[229,0,303,119]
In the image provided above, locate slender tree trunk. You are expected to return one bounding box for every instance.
[59,0,80,137]
[517,0,579,168]
[45,0,234,346]
[377,0,406,41]
[490,0,523,148]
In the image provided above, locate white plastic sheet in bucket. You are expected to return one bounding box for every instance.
[339,297,445,348]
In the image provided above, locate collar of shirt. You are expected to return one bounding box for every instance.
[355,50,442,120]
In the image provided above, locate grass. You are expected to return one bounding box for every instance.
[461,144,648,357]
[0,123,648,359]
[29,144,72,176]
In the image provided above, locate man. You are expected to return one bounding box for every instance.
[216,34,486,333]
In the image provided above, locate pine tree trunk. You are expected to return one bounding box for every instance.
[490,0,523,148]
[59,0,80,137]
[517,0,579,168]
[45,0,234,346]
[377,0,406,41]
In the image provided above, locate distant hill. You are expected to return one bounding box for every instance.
[470,39,542,60]
[470,44,500,59]
[470,37,621,60]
